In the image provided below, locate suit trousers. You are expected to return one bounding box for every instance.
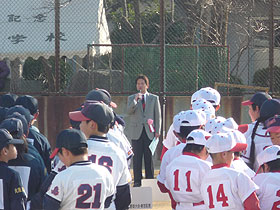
[132,128,154,183]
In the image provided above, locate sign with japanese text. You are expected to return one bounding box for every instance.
[1,0,111,60]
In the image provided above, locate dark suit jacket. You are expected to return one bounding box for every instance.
[125,92,161,140]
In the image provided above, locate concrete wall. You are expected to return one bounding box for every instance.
[35,95,252,153]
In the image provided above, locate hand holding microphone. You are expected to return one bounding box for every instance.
[135,90,142,102]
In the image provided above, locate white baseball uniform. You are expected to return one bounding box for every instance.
[157,143,185,185]
[165,152,211,210]
[242,122,272,171]
[231,158,255,179]
[87,136,131,186]
[51,135,131,210]
[46,161,114,210]
[201,165,258,210]
[162,123,180,149]
[253,172,280,210]
[108,126,133,161]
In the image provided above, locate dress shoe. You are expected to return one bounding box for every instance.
[133,182,141,187]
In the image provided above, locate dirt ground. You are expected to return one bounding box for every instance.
[150,201,171,210]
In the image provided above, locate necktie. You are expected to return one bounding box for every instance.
[142,95,145,111]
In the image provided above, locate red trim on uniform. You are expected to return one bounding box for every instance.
[168,191,177,209]
[160,145,168,160]
[238,124,249,133]
[193,201,205,206]
[156,181,177,209]
[157,181,169,193]
[243,192,260,210]
[271,170,280,173]
[234,157,240,161]
[211,163,230,169]
[182,152,201,159]
[49,148,59,159]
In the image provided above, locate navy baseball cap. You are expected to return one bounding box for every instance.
[0,118,23,139]
[15,95,38,115]
[69,101,114,126]
[69,106,82,130]
[265,115,280,133]
[50,129,88,159]
[0,128,23,151]
[242,92,272,107]
[0,94,18,108]
[6,112,28,136]
[86,89,117,108]
[260,99,280,120]
[6,105,31,125]
[0,107,8,124]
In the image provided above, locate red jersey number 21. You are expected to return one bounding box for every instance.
[173,169,192,192]
[207,184,229,208]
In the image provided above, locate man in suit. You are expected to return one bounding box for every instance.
[126,74,161,187]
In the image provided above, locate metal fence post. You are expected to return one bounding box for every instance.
[55,0,60,94]
[160,0,166,140]
[269,0,274,93]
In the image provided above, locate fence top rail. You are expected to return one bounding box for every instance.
[214,82,269,93]
[88,44,229,48]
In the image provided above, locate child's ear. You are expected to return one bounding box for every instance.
[263,163,270,173]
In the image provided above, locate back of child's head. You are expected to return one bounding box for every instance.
[50,129,88,159]
[257,145,280,172]
[192,99,216,121]
[0,118,28,157]
[173,110,206,139]
[183,129,211,153]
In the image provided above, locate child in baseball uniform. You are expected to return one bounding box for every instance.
[157,109,206,209]
[242,98,280,171]
[44,129,114,210]
[0,129,26,210]
[253,145,280,209]
[161,87,220,159]
[201,132,260,210]
[165,129,212,210]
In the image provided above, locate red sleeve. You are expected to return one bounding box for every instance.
[157,181,169,193]
[238,124,249,134]
[157,181,177,209]
[243,192,260,210]
[160,145,168,160]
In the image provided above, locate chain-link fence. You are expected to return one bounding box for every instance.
[1,0,280,95]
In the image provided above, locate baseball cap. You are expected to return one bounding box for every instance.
[198,87,221,106]
[0,128,23,151]
[69,101,114,126]
[0,118,24,139]
[191,90,201,104]
[241,92,272,107]
[49,129,88,159]
[0,107,8,124]
[15,95,38,115]
[186,129,211,146]
[205,116,226,133]
[0,94,18,108]
[192,99,215,121]
[228,129,246,144]
[86,89,117,108]
[265,115,280,133]
[6,105,31,125]
[260,99,280,120]
[69,106,82,130]
[6,112,28,136]
[173,110,206,133]
[206,132,247,153]
[257,145,280,167]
